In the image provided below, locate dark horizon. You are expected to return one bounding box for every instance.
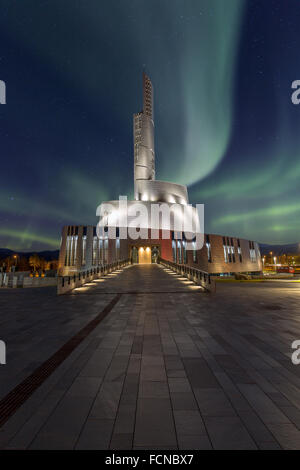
[1,239,300,258]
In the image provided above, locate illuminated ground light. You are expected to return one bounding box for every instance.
[92,279,106,283]
[73,286,91,292]
[189,285,203,290]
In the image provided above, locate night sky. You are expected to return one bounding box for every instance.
[0,0,300,251]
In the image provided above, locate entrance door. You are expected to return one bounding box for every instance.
[138,247,151,264]
[132,246,138,264]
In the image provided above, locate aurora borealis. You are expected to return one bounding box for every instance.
[0,0,300,250]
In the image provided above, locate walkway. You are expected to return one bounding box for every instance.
[0,264,300,449]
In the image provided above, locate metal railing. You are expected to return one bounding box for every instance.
[159,258,215,292]
[57,259,130,295]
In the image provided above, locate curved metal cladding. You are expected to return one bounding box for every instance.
[134,73,155,200]
[133,73,188,206]
[136,180,189,205]
[134,113,155,181]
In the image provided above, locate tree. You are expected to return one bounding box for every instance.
[29,254,41,272]
[19,256,30,272]
[50,259,58,270]
[39,258,48,271]
[3,256,14,271]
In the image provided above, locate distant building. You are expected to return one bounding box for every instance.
[58,74,262,276]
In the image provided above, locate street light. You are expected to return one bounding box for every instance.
[12,254,18,273]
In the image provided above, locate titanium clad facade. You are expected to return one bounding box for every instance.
[134,73,155,200]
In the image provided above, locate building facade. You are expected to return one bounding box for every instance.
[58,74,262,276]
[58,224,261,277]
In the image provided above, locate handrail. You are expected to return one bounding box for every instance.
[57,259,130,295]
[159,258,215,293]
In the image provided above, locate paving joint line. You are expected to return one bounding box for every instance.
[0,293,122,429]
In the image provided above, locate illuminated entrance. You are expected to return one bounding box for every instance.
[131,245,160,264]
[138,247,151,264]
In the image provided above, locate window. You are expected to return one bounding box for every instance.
[249,241,256,262]
[65,231,78,267]
[82,235,87,266]
[116,238,120,260]
[237,239,242,262]
[98,238,103,265]
[65,236,71,266]
[227,238,232,263]
[231,238,235,263]
[104,237,109,264]
[182,240,187,264]
[65,236,70,266]
[206,235,212,263]
[92,236,98,265]
[223,237,236,263]
[223,237,228,263]
[72,235,78,266]
[193,240,197,263]
[177,240,182,264]
[172,240,177,263]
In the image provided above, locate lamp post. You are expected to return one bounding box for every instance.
[12,254,18,273]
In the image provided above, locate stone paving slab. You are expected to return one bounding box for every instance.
[0,264,300,449]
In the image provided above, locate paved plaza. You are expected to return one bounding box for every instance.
[0,264,300,449]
